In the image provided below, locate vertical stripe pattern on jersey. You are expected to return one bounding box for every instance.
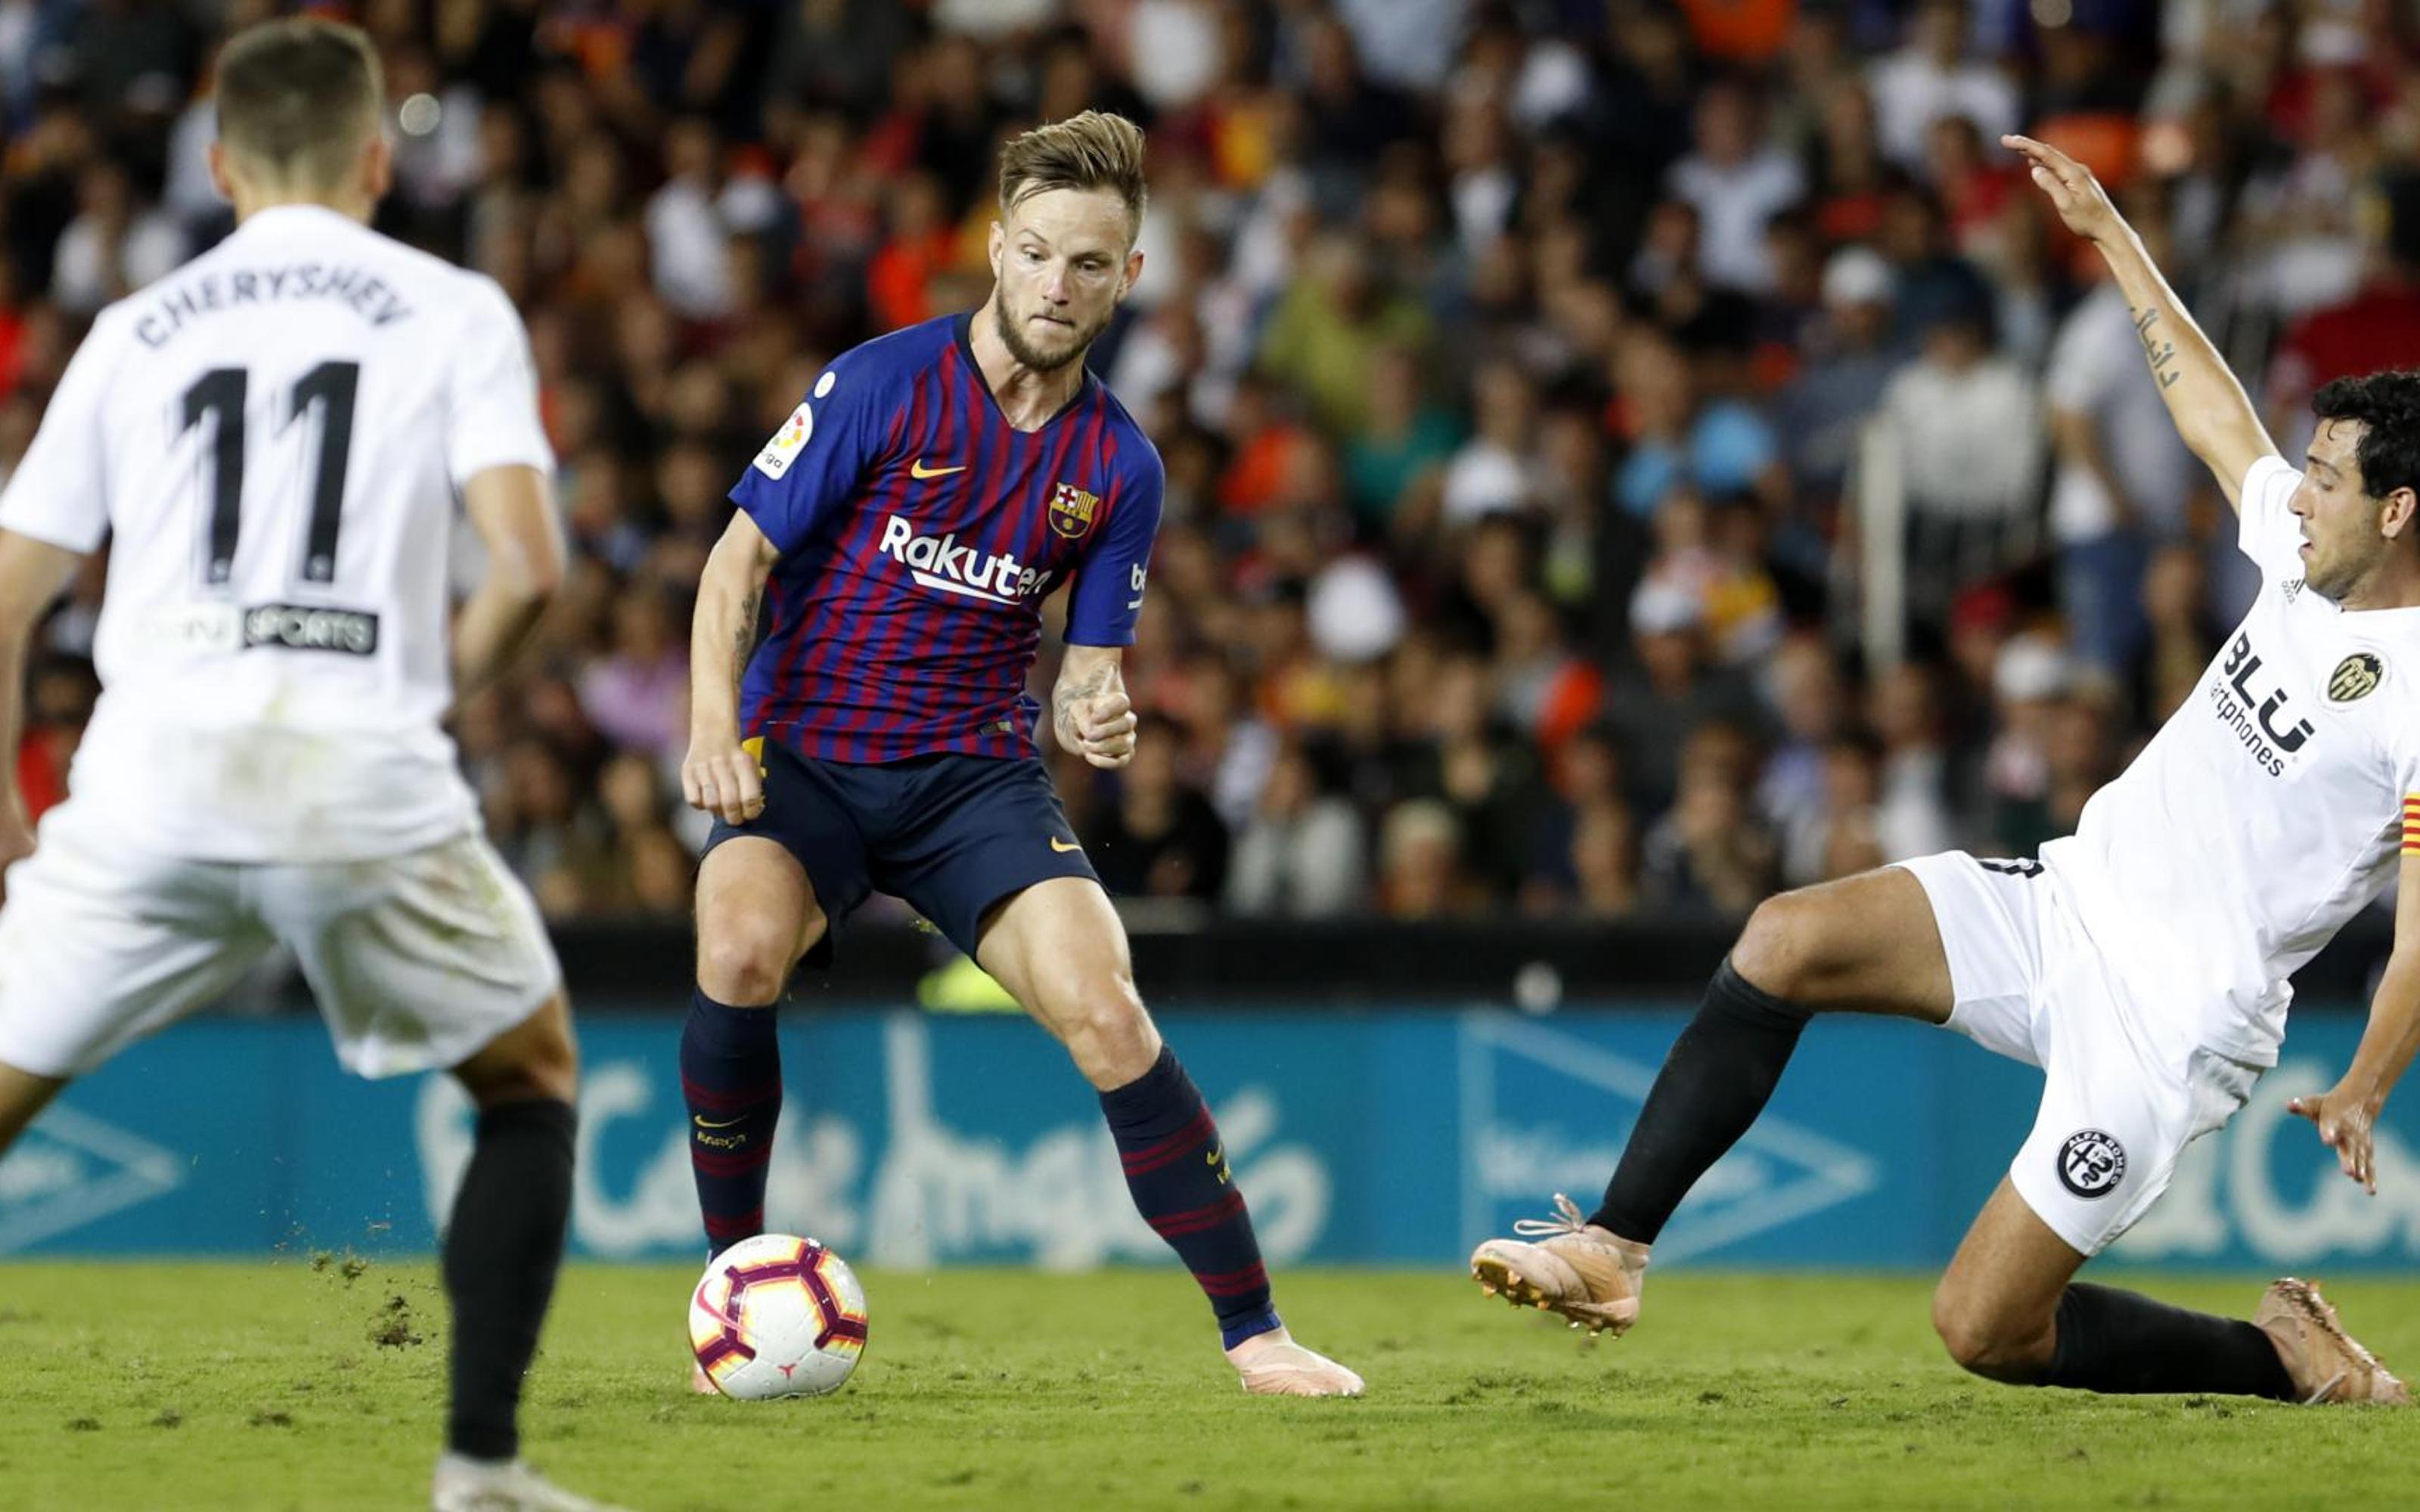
[737,314,1158,764]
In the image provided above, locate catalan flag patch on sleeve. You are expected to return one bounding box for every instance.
[2403,794,2420,854]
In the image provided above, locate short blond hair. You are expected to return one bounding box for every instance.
[997,111,1148,239]
[216,17,383,190]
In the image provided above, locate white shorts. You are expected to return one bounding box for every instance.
[0,801,561,1080]
[1894,850,2260,1256]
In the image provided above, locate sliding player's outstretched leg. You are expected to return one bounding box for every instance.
[681,835,826,1392]
[1934,1179,2403,1404]
[1472,866,1955,1336]
[979,877,1364,1396]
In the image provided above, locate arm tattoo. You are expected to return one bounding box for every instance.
[1053,658,1114,748]
[731,581,762,679]
[2132,307,2181,390]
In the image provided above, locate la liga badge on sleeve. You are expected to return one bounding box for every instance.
[754,401,814,480]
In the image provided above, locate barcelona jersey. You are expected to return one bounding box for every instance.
[728,313,1164,763]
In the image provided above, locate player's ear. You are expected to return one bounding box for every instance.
[206,141,234,205]
[2383,486,2419,541]
[1119,246,1143,302]
[987,219,1004,276]
[361,132,393,205]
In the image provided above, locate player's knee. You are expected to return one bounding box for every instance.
[697,906,814,1005]
[1053,978,1156,1082]
[0,1065,64,1155]
[1931,1287,2051,1383]
[460,996,580,1108]
[1730,889,1826,999]
[1072,981,1148,1044]
[508,1024,580,1106]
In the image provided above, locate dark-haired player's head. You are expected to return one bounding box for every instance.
[2297,370,2420,603]
[207,17,390,221]
[988,111,1148,373]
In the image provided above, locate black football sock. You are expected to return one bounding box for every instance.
[1589,958,1811,1243]
[442,1097,576,1461]
[2043,1283,2295,1398]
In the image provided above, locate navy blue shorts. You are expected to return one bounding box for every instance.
[704,741,1097,962]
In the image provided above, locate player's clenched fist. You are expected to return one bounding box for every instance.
[681,733,767,826]
[1072,689,1139,769]
[2004,134,2123,243]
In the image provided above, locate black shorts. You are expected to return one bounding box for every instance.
[703,740,1098,962]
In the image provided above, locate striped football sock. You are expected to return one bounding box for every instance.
[680,987,782,1256]
[1100,1046,1281,1349]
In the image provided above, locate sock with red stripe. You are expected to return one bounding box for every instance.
[681,987,782,1256]
[1100,1046,1280,1349]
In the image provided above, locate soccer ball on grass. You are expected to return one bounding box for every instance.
[688,1234,868,1399]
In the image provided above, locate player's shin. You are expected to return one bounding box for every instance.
[1591,958,1812,1242]
[2043,1283,2295,1399]
[681,988,782,1256]
[1100,1046,1280,1347]
[442,1097,576,1461]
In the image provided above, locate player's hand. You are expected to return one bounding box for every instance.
[0,797,31,906]
[2288,1082,2382,1194]
[1072,689,1138,770]
[681,732,767,826]
[2003,134,2124,243]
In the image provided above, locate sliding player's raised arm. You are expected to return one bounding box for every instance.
[2288,842,2420,1194]
[2007,135,2276,511]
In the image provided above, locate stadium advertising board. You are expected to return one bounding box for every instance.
[4,1007,2415,1271]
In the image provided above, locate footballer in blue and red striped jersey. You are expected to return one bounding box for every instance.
[729,310,1162,765]
[676,111,1360,1402]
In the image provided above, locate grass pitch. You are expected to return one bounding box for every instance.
[2,1261,2415,1510]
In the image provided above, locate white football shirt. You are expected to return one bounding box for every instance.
[0,204,552,861]
[2043,454,2420,1065]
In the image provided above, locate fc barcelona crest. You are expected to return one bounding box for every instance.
[2328,652,2385,702]
[1048,482,1100,539]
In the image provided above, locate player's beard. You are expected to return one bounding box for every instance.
[2306,534,2375,603]
[2309,556,2348,603]
[994,299,1107,374]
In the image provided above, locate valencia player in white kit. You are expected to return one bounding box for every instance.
[0,20,612,1510]
[1471,135,2420,1405]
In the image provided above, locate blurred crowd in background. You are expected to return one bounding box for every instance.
[10,0,2420,925]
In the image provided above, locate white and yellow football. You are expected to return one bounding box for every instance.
[687,1234,869,1400]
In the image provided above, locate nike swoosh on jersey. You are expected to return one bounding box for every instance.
[909,459,968,479]
[693,1114,746,1129]
[1050,837,1082,853]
